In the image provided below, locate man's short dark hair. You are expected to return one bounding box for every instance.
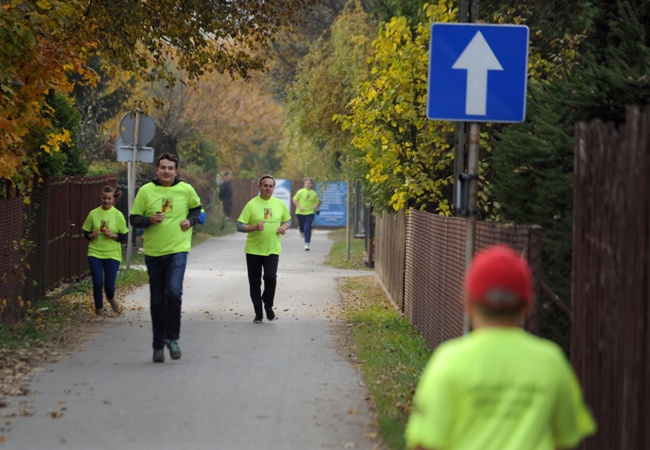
[158,152,180,169]
[258,174,275,186]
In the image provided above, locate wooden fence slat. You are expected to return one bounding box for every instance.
[573,105,650,449]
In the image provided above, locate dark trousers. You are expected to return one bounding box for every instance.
[296,213,315,243]
[88,256,120,310]
[145,253,187,349]
[245,253,279,319]
[222,200,232,217]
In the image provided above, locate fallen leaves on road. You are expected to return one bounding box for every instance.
[0,285,133,415]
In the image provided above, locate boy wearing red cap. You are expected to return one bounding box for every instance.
[405,245,596,450]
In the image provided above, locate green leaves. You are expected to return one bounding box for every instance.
[285,1,376,180]
[340,2,457,213]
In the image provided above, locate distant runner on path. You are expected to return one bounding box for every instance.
[292,177,319,251]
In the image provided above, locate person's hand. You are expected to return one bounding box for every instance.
[151,212,164,224]
[89,230,99,239]
[180,219,191,231]
[277,226,286,235]
[101,228,118,239]
[255,221,264,231]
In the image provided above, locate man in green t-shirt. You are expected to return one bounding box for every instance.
[292,177,319,251]
[236,175,291,323]
[405,245,596,450]
[130,153,202,363]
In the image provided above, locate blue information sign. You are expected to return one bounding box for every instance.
[314,182,347,227]
[427,23,529,123]
[272,179,292,213]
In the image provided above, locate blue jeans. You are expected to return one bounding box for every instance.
[245,253,279,320]
[145,253,188,350]
[88,257,120,310]
[297,214,315,243]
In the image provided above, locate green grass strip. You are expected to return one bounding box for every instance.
[339,276,431,450]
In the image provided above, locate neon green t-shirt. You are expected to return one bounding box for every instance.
[131,181,201,257]
[292,188,319,215]
[405,328,596,450]
[238,195,291,256]
[82,206,129,262]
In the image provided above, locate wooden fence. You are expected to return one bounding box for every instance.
[375,210,406,310]
[0,175,115,322]
[373,105,650,449]
[573,105,650,449]
[374,211,545,351]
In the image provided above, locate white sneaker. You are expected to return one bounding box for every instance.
[304,243,310,251]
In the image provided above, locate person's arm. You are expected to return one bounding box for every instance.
[113,212,129,243]
[236,221,264,233]
[130,214,153,228]
[551,354,596,450]
[276,219,292,235]
[292,190,303,211]
[186,205,202,226]
[180,204,201,231]
[86,226,124,242]
[82,211,97,240]
[102,230,124,242]
[84,229,99,240]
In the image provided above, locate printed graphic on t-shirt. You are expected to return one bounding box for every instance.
[264,208,272,219]
[467,382,541,419]
[100,220,108,231]
[161,198,173,213]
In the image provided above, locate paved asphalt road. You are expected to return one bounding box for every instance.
[1,230,383,450]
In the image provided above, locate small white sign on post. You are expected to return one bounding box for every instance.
[115,111,156,269]
[116,145,155,163]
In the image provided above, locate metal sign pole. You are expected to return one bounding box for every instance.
[426,2,528,335]
[346,182,351,262]
[463,122,480,334]
[125,111,141,269]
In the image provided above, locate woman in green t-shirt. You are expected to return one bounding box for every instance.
[82,186,129,318]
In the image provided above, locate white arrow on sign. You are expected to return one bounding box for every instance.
[452,31,503,116]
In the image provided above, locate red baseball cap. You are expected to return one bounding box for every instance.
[465,244,533,311]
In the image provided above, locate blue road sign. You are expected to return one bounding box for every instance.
[427,23,529,123]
